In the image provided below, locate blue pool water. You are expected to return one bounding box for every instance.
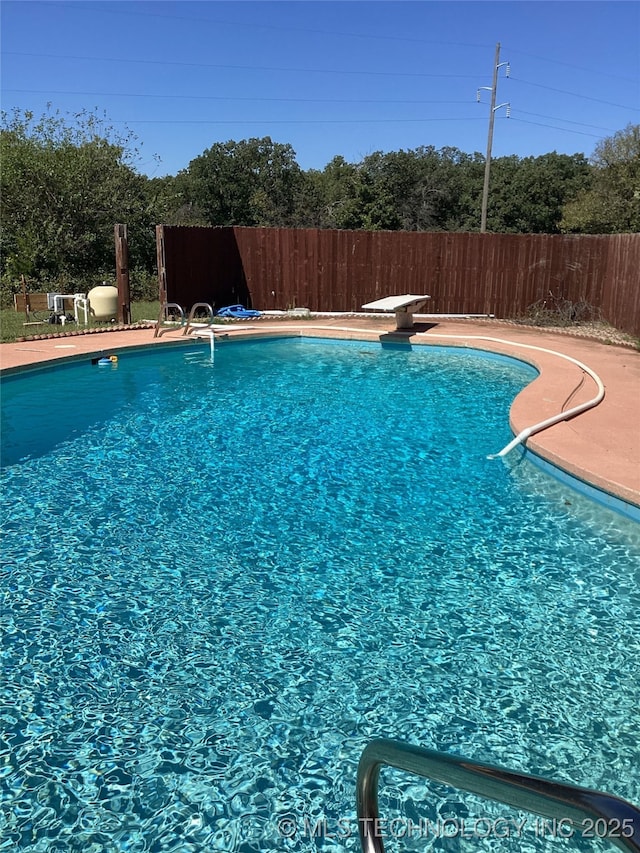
[1,337,639,853]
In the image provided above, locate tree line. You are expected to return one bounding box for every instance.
[1,107,638,305]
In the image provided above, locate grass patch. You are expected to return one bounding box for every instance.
[0,302,161,343]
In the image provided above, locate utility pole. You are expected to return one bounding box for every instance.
[478,43,510,233]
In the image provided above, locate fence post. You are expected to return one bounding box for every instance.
[114,223,131,324]
[156,225,167,304]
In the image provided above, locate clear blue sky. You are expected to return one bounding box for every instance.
[1,1,638,178]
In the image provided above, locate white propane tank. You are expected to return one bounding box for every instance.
[88,283,118,321]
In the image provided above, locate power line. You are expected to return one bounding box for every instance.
[2,51,483,80]
[35,1,639,84]
[514,110,616,133]
[109,117,489,126]
[5,53,636,113]
[509,76,639,112]
[504,46,638,83]
[1,93,617,140]
[509,117,604,139]
[2,87,474,107]
[49,0,491,51]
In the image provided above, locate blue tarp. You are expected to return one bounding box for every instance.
[216,304,262,318]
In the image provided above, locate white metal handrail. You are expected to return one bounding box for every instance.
[154,302,186,338]
[183,302,215,336]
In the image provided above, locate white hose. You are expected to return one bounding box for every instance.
[412,333,605,459]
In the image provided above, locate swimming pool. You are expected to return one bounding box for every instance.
[1,337,639,852]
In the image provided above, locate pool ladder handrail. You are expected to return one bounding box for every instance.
[182,302,215,336]
[357,739,640,853]
[154,302,186,338]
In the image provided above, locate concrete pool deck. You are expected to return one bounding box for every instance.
[1,317,638,508]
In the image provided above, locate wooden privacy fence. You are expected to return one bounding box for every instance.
[156,226,640,337]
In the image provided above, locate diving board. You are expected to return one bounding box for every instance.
[361,294,431,330]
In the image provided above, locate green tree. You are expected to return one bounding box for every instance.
[484,152,592,233]
[145,174,207,226]
[320,147,485,233]
[561,124,640,233]
[303,157,364,229]
[184,137,306,227]
[0,107,157,293]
